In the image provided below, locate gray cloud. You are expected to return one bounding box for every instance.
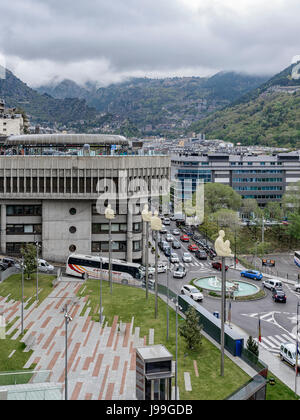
[1,0,300,86]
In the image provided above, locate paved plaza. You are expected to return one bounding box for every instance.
[1,279,152,400]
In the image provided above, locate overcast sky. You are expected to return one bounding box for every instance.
[1,0,300,87]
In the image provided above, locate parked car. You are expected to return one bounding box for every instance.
[0,263,8,272]
[180,234,190,242]
[170,253,180,264]
[140,265,156,278]
[262,279,282,290]
[181,285,203,302]
[294,283,300,293]
[188,244,199,253]
[1,257,17,268]
[38,259,54,272]
[211,261,229,271]
[182,252,192,263]
[166,234,174,242]
[195,250,208,260]
[173,264,187,278]
[272,288,287,303]
[172,240,181,249]
[172,229,181,236]
[207,248,217,258]
[280,343,300,368]
[240,270,263,280]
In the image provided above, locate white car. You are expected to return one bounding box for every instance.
[166,234,173,242]
[173,264,187,278]
[157,262,168,273]
[294,283,300,293]
[164,218,171,225]
[181,285,204,302]
[38,259,54,272]
[170,253,179,263]
[172,229,181,236]
[262,279,282,290]
[140,266,155,278]
[182,252,192,263]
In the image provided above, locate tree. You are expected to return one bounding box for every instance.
[246,336,259,358]
[282,181,300,217]
[179,306,202,351]
[21,244,37,280]
[264,202,283,221]
[240,198,261,220]
[204,183,242,215]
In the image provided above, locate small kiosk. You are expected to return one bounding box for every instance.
[136,345,173,400]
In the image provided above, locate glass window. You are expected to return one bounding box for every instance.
[24,225,34,233]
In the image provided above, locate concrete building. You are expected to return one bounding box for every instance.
[0,99,25,137]
[171,152,300,207]
[0,134,170,263]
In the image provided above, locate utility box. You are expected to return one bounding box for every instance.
[136,345,173,401]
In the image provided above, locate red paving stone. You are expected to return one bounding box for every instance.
[43,327,59,350]
[130,351,136,371]
[58,343,81,382]
[83,357,92,371]
[98,365,110,400]
[112,356,120,371]
[85,393,93,400]
[105,383,115,400]
[71,382,83,400]
[113,333,120,351]
[119,361,128,395]
[193,360,199,377]
[47,352,61,370]
[122,323,131,347]
[46,341,56,356]
[106,316,118,347]
[72,357,81,373]
[144,336,147,345]
[83,322,94,347]
[41,317,52,329]
[92,354,104,377]
[82,316,91,333]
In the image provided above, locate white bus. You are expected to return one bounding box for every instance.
[66,254,143,286]
[294,251,300,268]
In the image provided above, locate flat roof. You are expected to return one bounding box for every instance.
[5,134,129,146]
[136,345,173,361]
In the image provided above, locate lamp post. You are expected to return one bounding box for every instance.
[150,211,162,319]
[296,302,300,396]
[166,259,170,341]
[99,253,103,324]
[105,205,115,295]
[142,205,152,300]
[63,304,72,401]
[35,241,40,302]
[175,300,182,401]
[214,230,233,378]
[21,257,24,336]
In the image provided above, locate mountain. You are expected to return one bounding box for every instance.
[36,72,268,136]
[190,62,300,148]
[0,67,98,125]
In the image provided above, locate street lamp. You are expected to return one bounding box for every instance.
[142,204,152,300]
[21,257,24,335]
[99,253,103,324]
[105,204,115,295]
[35,241,41,302]
[175,300,182,401]
[166,260,170,341]
[215,230,233,377]
[63,304,72,401]
[150,211,162,319]
[296,302,300,396]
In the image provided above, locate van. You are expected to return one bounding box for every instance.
[262,278,282,290]
[280,343,300,368]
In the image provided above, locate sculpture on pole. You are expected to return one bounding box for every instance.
[215,230,233,258]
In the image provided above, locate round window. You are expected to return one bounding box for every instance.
[69,244,76,253]
[69,226,77,234]
[69,208,77,215]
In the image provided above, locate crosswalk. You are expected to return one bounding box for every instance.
[254,333,296,354]
[169,261,213,271]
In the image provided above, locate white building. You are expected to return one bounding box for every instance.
[0,99,24,136]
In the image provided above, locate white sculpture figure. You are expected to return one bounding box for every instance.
[151,210,162,231]
[105,204,115,220]
[215,230,234,258]
[142,204,152,223]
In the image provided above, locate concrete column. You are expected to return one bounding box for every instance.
[1,204,6,254]
[142,220,146,265]
[127,201,133,263]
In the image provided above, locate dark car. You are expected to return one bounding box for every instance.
[212,261,229,271]
[195,250,208,260]
[207,248,217,258]
[262,259,275,267]
[0,262,9,272]
[272,288,287,303]
[164,247,171,257]
[159,241,169,251]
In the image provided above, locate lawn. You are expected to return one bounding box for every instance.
[0,273,56,308]
[78,280,250,400]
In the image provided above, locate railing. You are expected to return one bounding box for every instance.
[0,370,51,386]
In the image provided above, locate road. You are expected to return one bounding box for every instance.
[156,219,300,363]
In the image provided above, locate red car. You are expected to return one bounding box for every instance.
[188,244,199,252]
[180,234,190,242]
[212,262,229,271]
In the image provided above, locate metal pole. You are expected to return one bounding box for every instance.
[234,229,237,269]
[262,218,265,244]
[221,256,225,377]
[175,301,178,401]
[21,258,24,335]
[166,260,170,341]
[36,242,39,302]
[99,254,103,324]
[296,303,299,396]
[145,221,149,300]
[155,230,158,319]
[109,219,112,295]
[65,306,68,401]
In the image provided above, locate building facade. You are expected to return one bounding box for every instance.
[0,134,170,263]
[0,99,24,137]
[171,152,300,206]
